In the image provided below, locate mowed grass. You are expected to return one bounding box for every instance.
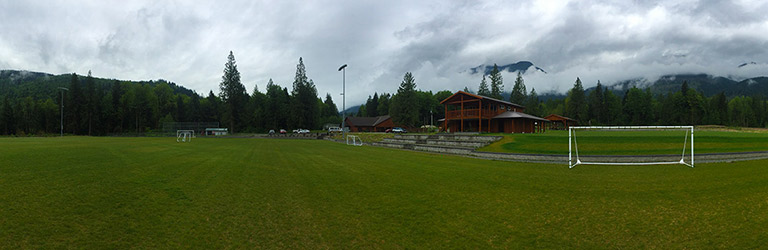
[1,137,768,248]
[479,130,768,155]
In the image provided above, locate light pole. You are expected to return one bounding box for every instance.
[338,64,347,140]
[58,87,69,137]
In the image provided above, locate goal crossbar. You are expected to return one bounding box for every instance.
[569,126,694,168]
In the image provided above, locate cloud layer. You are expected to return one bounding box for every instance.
[2,0,767,105]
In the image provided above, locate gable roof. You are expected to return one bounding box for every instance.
[345,115,391,127]
[544,114,577,122]
[439,91,524,109]
[493,111,550,122]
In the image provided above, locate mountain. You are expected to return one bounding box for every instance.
[590,74,768,98]
[341,105,360,116]
[0,69,198,100]
[738,62,758,68]
[470,61,547,75]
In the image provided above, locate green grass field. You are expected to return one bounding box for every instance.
[2,136,768,248]
[479,130,768,155]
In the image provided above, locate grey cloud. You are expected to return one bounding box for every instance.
[1,0,768,106]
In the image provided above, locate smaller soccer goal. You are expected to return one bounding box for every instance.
[176,130,195,142]
[346,135,363,146]
[569,126,694,168]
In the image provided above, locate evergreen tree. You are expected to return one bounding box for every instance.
[219,51,247,133]
[320,93,340,125]
[489,64,504,99]
[377,93,391,116]
[250,84,267,131]
[462,87,473,94]
[357,104,367,117]
[524,88,540,117]
[510,72,527,104]
[587,81,605,124]
[565,77,587,122]
[85,70,96,135]
[366,93,379,117]
[289,58,319,129]
[67,73,84,134]
[477,75,490,96]
[603,90,621,124]
[110,80,124,132]
[1,96,15,135]
[390,72,418,127]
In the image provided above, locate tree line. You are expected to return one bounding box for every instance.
[0,53,342,135]
[1,57,767,136]
[460,67,768,128]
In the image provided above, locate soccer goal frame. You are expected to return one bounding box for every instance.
[569,126,694,168]
[346,135,363,146]
[177,130,195,142]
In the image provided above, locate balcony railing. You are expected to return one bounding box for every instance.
[446,109,499,119]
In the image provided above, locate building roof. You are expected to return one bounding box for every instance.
[345,115,392,127]
[492,111,550,122]
[544,114,577,122]
[440,91,524,109]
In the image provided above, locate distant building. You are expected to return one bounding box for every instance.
[204,128,228,136]
[439,91,548,133]
[544,114,577,130]
[345,115,394,132]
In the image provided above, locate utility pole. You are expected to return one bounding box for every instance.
[338,64,347,140]
[58,87,69,137]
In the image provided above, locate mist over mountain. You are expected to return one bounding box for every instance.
[594,74,768,98]
[469,61,547,75]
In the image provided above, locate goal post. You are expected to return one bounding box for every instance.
[346,135,363,146]
[569,126,694,168]
[176,130,195,142]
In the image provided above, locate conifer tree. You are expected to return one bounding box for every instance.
[510,72,527,104]
[477,75,490,96]
[390,72,418,127]
[565,77,587,122]
[489,64,504,99]
[525,88,540,116]
[219,51,247,133]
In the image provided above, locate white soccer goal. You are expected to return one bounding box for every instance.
[177,130,195,142]
[569,126,694,168]
[346,135,363,146]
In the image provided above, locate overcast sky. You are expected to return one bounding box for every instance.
[2,0,767,106]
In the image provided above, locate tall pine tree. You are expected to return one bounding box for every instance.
[565,77,587,123]
[477,75,490,96]
[390,72,418,127]
[219,51,247,133]
[489,64,503,99]
[510,72,527,104]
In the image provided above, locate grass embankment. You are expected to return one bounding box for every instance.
[1,137,768,248]
[479,130,768,155]
[327,132,394,142]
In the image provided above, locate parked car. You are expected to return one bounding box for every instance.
[292,129,299,133]
[268,129,275,135]
[298,129,310,134]
[391,127,407,133]
[279,129,287,134]
[328,127,342,133]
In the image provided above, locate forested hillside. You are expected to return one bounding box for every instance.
[0,55,343,136]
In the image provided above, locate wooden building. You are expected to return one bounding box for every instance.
[345,115,394,132]
[440,91,548,133]
[544,114,577,130]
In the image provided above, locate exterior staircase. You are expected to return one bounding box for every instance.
[371,134,502,155]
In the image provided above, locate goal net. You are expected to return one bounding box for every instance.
[177,130,195,142]
[346,135,363,146]
[569,126,694,168]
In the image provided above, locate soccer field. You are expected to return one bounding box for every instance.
[479,130,768,155]
[1,137,767,248]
